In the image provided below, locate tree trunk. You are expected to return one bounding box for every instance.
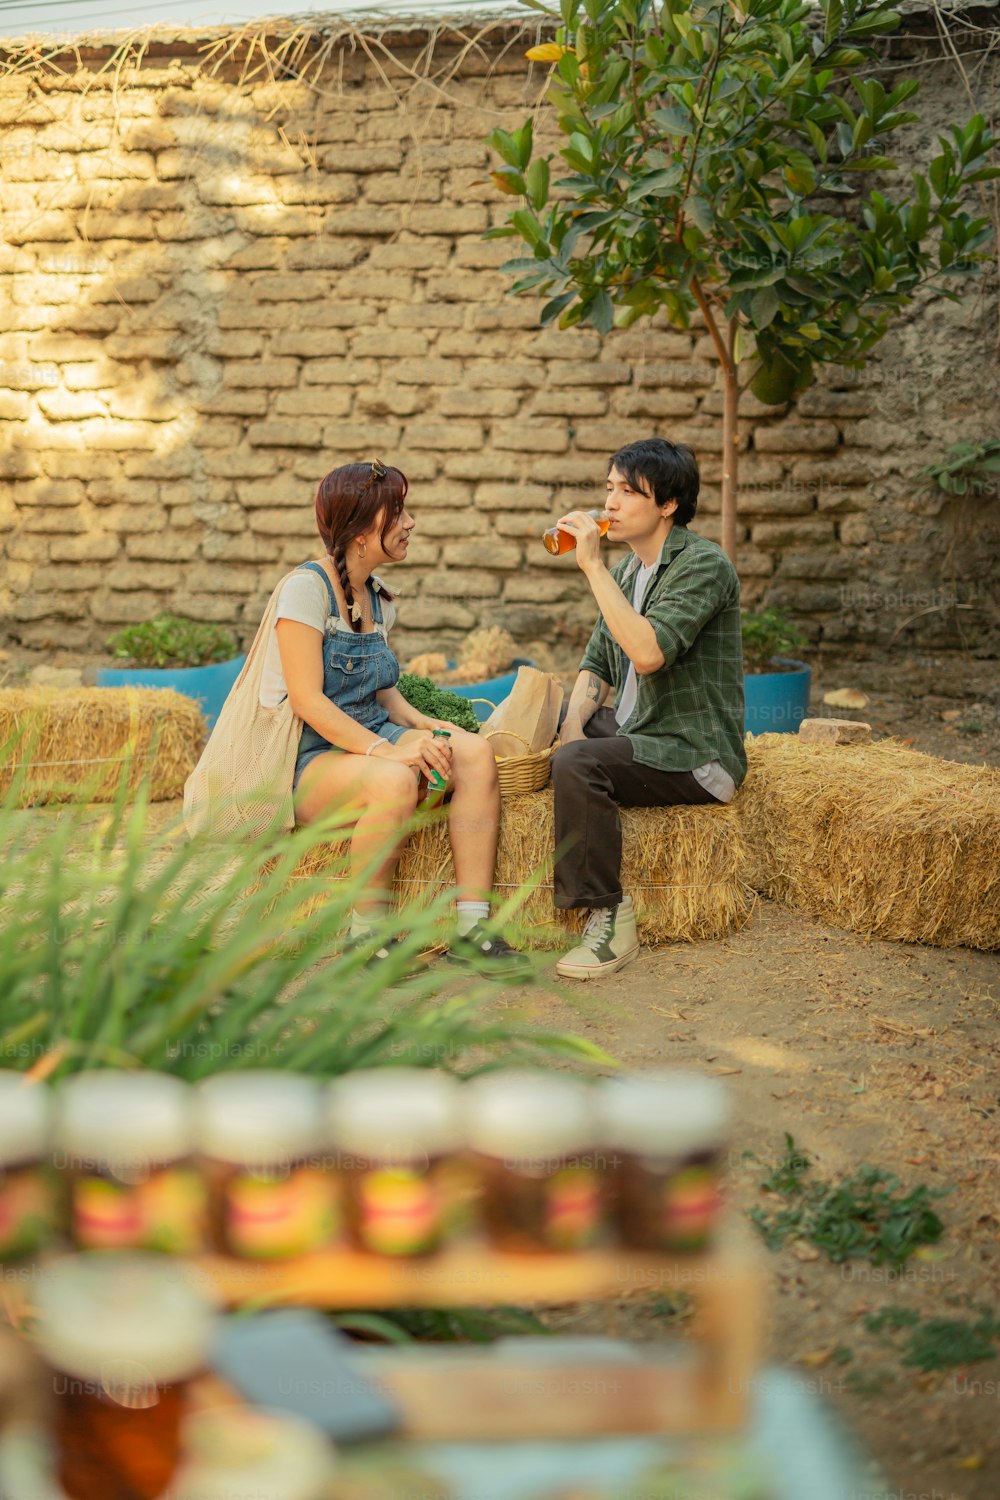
[690,278,739,566]
[720,357,739,566]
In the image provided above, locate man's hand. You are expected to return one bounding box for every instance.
[555,510,605,574]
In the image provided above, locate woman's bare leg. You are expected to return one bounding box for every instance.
[442,730,501,902]
[294,753,419,917]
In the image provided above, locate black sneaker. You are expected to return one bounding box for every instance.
[342,930,420,970]
[445,922,532,977]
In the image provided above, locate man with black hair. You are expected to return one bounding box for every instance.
[550,438,746,979]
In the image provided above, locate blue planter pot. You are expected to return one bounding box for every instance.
[96,656,246,730]
[445,658,538,723]
[743,659,811,736]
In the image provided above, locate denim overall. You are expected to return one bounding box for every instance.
[292,562,409,790]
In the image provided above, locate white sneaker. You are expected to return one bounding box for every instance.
[555,895,639,980]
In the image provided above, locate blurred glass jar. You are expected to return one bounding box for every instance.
[54,1071,205,1254]
[0,1071,56,1260]
[463,1072,603,1252]
[193,1072,335,1259]
[326,1069,467,1256]
[596,1071,729,1252]
[32,1253,217,1500]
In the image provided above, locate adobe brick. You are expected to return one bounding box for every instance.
[247,420,324,448]
[218,305,295,331]
[441,541,521,570]
[334,272,414,301]
[223,358,298,388]
[275,389,353,418]
[302,303,377,329]
[366,174,441,203]
[475,483,553,512]
[318,145,401,172]
[276,176,357,207]
[407,423,484,452]
[755,422,840,454]
[493,422,569,454]
[387,305,464,329]
[322,207,402,238]
[446,453,525,482]
[302,358,378,387]
[465,362,543,390]
[252,273,331,303]
[248,508,317,535]
[285,241,364,271]
[195,392,270,418]
[322,420,403,450]
[203,450,278,479]
[439,390,519,418]
[423,569,501,599]
[393,358,463,387]
[50,534,121,562]
[751,519,836,546]
[89,590,166,623]
[413,510,481,538]
[611,390,698,419]
[355,387,425,417]
[407,206,488,236]
[234,207,322,237]
[370,241,450,271]
[779,549,852,580]
[0,393,30,420]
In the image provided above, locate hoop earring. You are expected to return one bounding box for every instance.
[356,539,368,560]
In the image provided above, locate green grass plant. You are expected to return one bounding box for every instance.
[0,748,610,1081]
[751,1134,949,1267]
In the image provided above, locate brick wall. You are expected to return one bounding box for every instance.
[0,16,997,667]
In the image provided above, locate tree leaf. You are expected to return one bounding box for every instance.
[751,286,780,328]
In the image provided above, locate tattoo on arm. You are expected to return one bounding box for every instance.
[579,672,608,726]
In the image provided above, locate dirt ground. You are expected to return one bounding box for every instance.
[480,668,1000,1500]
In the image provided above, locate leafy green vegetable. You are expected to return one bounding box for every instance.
[106,615,239,669]
[397,674,481,734]
[751,1134,949,1266]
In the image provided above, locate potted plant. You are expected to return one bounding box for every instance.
[741,609,811,736]
[97,615,246,730]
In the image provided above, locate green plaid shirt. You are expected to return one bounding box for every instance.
[578,526,747,787]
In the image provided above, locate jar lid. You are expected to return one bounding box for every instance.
[54,1070,193,1173]
[193,1072,324,1167]
[595,1071,730,1155]
[33,1254,217,1383]
[326,1069,463,1164]
[463,1071,594,1162]
[0,1072,50,1164]
[175,1407,334,1500]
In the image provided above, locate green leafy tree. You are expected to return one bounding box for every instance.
[487,0,998,564]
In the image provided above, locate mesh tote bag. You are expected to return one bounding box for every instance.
[183,571,304,840]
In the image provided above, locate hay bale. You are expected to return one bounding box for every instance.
[294,789,753,946]
[737,735,1000,949]
[0,687,206,805]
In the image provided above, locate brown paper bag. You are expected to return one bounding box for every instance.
[480,666,563,757]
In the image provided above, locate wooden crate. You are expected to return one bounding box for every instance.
[192,1219,766,1435]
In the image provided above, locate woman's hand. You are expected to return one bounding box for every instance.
[375,732,452,780]
[412,714,455,734]
[556,510,604,573]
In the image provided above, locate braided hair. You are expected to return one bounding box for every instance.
[314,461,406,632]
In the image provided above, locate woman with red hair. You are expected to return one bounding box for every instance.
[258,459,521,970]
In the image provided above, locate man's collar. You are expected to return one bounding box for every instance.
[623,525,689,578]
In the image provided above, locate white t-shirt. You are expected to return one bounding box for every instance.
[258,568,395,710]
[614,558,736,804]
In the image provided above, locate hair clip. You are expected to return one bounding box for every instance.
[370,458,388,480]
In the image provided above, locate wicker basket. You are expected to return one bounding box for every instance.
[484,729,556,796]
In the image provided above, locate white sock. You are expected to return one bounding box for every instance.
[456,900,490,936]
[350,909,379,939]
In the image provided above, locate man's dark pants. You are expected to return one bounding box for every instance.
[551,709,719,911]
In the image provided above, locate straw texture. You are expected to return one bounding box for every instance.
[738,735,1000,949]
[294,789,753,946]
[0,687,205,804]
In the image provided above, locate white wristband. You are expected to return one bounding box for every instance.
[365,740,383,757]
